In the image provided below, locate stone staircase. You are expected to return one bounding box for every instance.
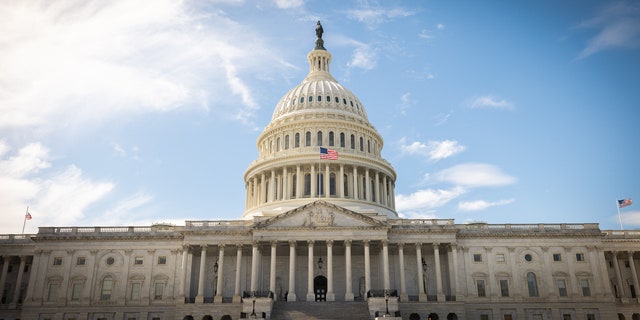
[270,301,372,320]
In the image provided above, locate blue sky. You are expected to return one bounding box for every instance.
[1,0,639,234]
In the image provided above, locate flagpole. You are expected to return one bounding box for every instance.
[616,198,624,230]
[21,206,29,235]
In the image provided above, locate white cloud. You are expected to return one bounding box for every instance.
[399,138,466,161]
[90,192,154,226]
[575,2,640,59]
[274,0,304,9]
[347,43,378,70]
[0,0,285,133]
[395,186,467,213]
[458,198,515,211]
[346,7,415,28]
[437,23,445,30]
[435,163,517,187]
[469,95,514,110]
[419,29,434,39]
[0,141,113,233]
[620,211,640,227]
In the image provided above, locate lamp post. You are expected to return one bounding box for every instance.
[384,289,390,316]
[250,290,257,318]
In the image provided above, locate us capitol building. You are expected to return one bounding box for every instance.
[1,23,639,320]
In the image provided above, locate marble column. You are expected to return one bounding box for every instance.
[629,251,640,301]
[339,165,344,198]
[179,246,188,298]
[269,170,275,202]
[344,240,354,301]
[382,241,390,291]
[364,169,370,200]
[197,245,207,303]
[566,247,578,296]
[214,245,225,303]
[296,165,302,199]
[233,245,243,303]
[416,243,427,301]
[382,176,388,205]
[288,240,297,302]
[252,178,258,206]
[364,240,371,301]
[251,242,259,293]
[306,240,315,301]
[0,256,10,304]
[325,164,330,197]
[326,240,335,301]
[10,256,26,308]
[375,171,381,203]
[269,241,277,297]
[311,165,316,197]
[612,251,625,299]
[283,167,289,200]
[450,244,460,299]
[260,173,266,204]
[434,243,444,301]
[398,243,408,301]
[352,167,358,199]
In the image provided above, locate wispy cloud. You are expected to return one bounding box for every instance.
[399,138,466,161]
[619,210,640,227]
[0,141,113,233]
[273,0,305,9]
[575,2,640,59]
[458,198,515,211]
[435,163,517,187]
[468,95,514,110]
[395,186,467,214]
[0,0,288,133]
[346,6,415,29]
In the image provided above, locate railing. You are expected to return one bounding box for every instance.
[0,234,35,243]
[390,219,455,226]
[186,220,250,228]
[461,223,599,231]
[242,291,273,299]
[603,230,640,238]
[367,289,398,298]
[37,225,179,235]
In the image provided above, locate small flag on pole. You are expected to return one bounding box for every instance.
[320,147,338,160]
[25,211,32,220]
[618,198,633,208]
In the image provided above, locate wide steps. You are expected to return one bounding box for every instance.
[270,301,371,320]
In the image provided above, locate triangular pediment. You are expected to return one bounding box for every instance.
[253,200,388,229]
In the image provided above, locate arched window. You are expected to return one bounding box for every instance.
[317,95,321,102]
[304,174,311,196]
[335,97,339,103]
[329,173,336,196]
[101,276,114,300]
[285,135,290,149]
[340,133,345,148]
[308,96,312,102]
[350,135,355,149]
[367,140,371,153]
[527,272,539,297]
[328,132,334,146]
[305,131,311,147]
[295,133,300,148]
[326,95,330,102]
[359,137,364,151]
[371,178,376,202]
[276,137,281,152]
[317,131,323,146]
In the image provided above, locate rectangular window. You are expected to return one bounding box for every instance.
[581,279,591,296]
[154,283,164,300]
[553,253,562,261]
[53,257,63,266]
[562,314,571,320]
[500,279,509,297]
[76,257,86,265]
[157,256,167,265]
[532,315,543,320]
[480,315,489,320]
[476,279,486,297]
[557,279,567,297]
[47,283,59,301]
[504,315,513,320]
[496,254,505,262]
[71,283,82,301]
[586,315,596,320]
[473,254,483,262]
[576,253,585,261]
[131,282,141,300]
[134,256,144,265]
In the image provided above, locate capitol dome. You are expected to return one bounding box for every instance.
[243,22,397,219]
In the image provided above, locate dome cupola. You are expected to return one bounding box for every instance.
[243,22,397,219]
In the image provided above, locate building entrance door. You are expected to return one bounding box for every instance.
[314,275,327,301]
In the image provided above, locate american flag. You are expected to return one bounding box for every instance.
[320,147,338,160]
[25,211,32,220]
[618,198,633,208]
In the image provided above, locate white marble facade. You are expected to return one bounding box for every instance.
[2,25,640,320]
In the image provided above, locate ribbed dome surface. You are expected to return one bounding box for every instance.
[271,78,369,122]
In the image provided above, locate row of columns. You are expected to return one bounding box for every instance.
[610,251,640,301]
[187,241,450,303]
[0,255,28,308]
[245,164,395,209]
